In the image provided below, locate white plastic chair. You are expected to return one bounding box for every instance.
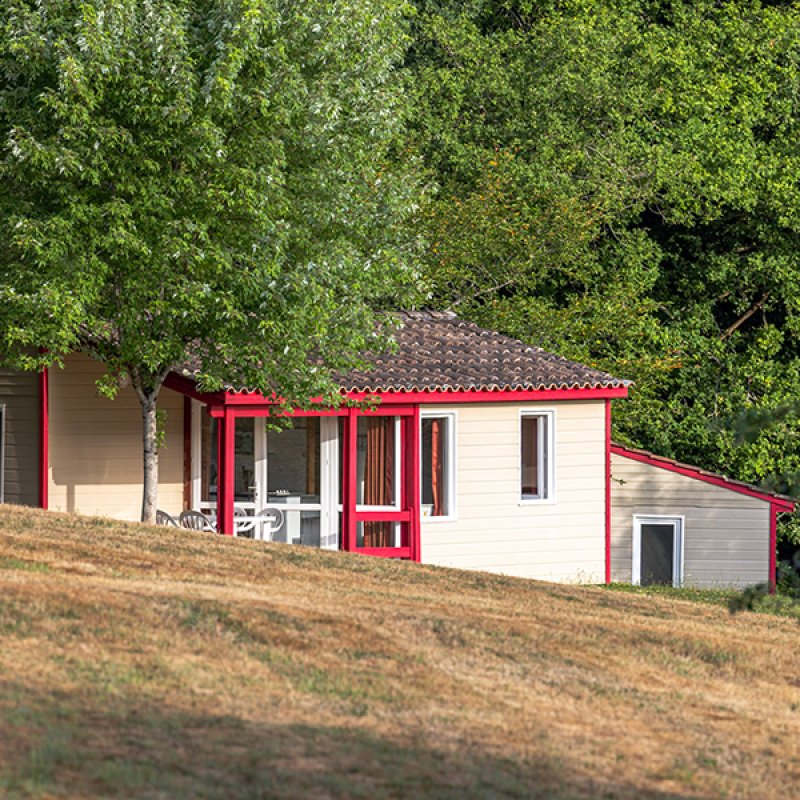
[253,507,285,542]
[179,510,216,532]
[156,510,179,527]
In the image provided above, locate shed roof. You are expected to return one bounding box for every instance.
[611,443,795,511]
[335,311,628,393]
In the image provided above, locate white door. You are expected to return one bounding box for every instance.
[632,515,684,587]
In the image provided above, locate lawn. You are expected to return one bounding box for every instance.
[0,505,798,799]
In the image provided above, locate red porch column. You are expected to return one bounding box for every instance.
[405,406,421,563]
[217,409,236,535]
[769,504,778,594]
[605,399,611,584]
[38,368,49,510]
[342,408,358,552]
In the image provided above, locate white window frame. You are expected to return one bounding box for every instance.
[632,515,684,588]
[420,410,457,523]
[519,409,556,504]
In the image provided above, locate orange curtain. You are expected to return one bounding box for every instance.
[430,418,444,516]
[363,418,394,547]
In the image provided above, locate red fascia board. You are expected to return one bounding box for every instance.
[611,444,795,511]
[344,386,629,404]
[164,373,226,405]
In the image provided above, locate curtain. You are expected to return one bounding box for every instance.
[430,418,444,516]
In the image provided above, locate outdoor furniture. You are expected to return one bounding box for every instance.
[234,505,256,537]
[253,506,285,542]
[179,510,216,532]
[155,510,179,527]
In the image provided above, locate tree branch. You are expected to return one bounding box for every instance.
[720,292,770,341]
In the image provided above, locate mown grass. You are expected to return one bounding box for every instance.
[605,582,800,620]
[0,504,798,798]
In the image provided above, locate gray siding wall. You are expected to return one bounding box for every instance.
[611,452,771,589]
[0,369,40,506]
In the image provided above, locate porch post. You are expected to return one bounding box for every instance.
[343,408,358,552]
[38,368,49,510]
[217,409,236,535]
[769,504,778,594]
[605,399,611,584]
[407,405,421,563]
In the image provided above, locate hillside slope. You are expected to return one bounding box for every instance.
[0,506,797,799]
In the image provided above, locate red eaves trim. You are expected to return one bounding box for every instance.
[611,444,795,511]
[166,373,629,409]
[39,368,49,509]
[604,399,611,585]
[769,505,778,594]
[344,386,629,404]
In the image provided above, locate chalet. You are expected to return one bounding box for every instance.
[0,311,791,588]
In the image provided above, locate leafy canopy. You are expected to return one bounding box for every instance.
[0,0,421,402]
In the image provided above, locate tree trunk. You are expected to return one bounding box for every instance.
[131,369,164,524]
[140,393,159,523]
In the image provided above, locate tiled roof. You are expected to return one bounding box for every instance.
[611,443,795,509]
[336,311,628,393]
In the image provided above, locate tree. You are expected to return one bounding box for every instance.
[0,0,420,521]
[405,0,800,541]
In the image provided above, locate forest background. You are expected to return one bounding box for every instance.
[403,0,800,546]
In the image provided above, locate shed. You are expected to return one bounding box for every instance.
[610,443,794,590]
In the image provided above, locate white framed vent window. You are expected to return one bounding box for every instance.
[420,412,456,521]
[632,515,684,587]
[520,410,555,503]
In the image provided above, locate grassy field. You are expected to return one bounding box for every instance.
[0,506,798,799]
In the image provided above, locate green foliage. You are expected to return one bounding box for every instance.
[0,0,421,403]
[406,0,800,540]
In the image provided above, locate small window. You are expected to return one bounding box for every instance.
[520,411,554,501]
[421,413,455,519]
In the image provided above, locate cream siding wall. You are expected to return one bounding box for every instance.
[420,400,605,583]
[48,354,185,520]
[0,369,40,506]
[610,452,771,589]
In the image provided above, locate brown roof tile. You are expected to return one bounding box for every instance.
[336,311,628,393]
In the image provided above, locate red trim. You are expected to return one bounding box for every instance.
[166,372,629,409]
[182,396,192,511]
[769,505,778,594]
[611,444,795,511]
[354,509,411,523]
[408,406,421,562]
[604,399,611,584]
[344,409,358,552]
[356,546,412,559]
[345,386,629,404]
[221,411,235,535]
[38,369,49,509]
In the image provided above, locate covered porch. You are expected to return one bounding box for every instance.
[169,373,421,560]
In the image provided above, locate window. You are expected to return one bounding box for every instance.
[421,413,455,520]
[520,410,554,501]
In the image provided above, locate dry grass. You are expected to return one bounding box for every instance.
[0,505,798,799]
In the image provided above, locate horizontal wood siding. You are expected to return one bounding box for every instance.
[0,369,40,506]
[610,452,771,588]
[420,401,605,583]
[48,354,184,520]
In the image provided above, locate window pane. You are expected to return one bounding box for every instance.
[521,416,539,498]
[640,523,675,586]
[422,417,449,516]
[357,520,400,548]
[267,418,321,504]
[356,416,397,506]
